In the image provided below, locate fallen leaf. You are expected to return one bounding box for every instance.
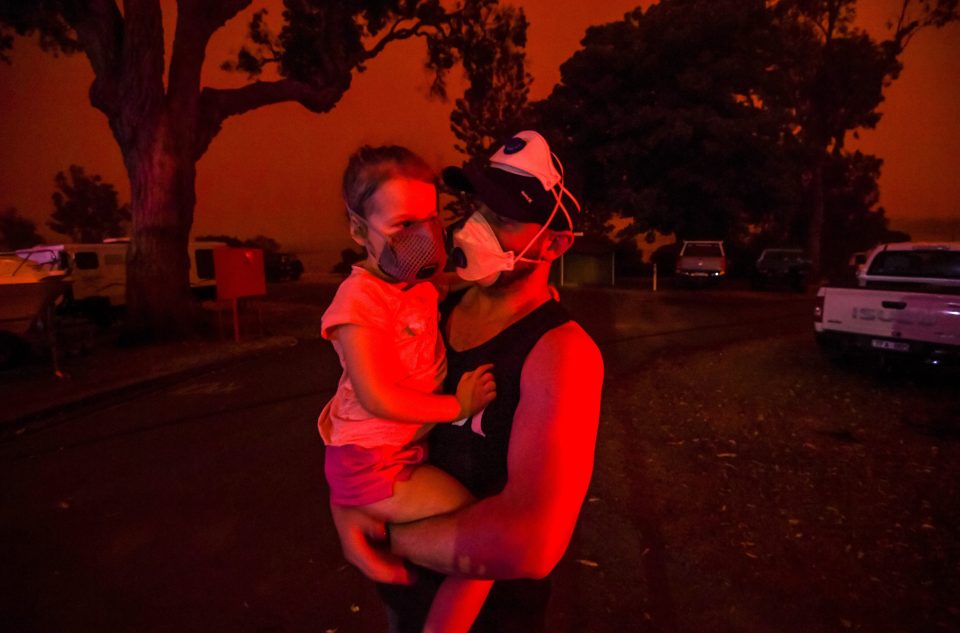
[576,559,599,568]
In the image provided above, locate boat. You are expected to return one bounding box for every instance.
[0,250,71,339]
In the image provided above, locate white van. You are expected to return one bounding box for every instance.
[15,239,223,309]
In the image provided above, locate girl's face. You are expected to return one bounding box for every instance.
[352,177,442,281]
[362,177,439,241]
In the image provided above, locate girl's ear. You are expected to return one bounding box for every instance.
[542,231,574,262]
[348,214,368,247]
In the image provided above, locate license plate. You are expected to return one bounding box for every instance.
[689,272,709,277]
[871,339,909,352]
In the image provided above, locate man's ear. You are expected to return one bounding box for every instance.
[542,231,574,262]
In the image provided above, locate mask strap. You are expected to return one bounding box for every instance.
[514,154,580,263]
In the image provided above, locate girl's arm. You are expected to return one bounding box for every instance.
[331,324,494,424]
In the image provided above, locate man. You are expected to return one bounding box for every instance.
[330,130,604,632]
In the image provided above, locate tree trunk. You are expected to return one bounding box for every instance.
[806,156,825,284]
[123,112,199,341]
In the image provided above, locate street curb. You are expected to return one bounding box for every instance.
[4,335,301,428]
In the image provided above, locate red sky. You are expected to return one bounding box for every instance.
[0,1,957,271]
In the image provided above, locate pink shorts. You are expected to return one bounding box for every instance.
[324,441,428,507]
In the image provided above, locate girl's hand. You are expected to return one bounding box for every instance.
[454,363,496,419]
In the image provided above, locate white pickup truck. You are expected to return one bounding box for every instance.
[814,242,960,363]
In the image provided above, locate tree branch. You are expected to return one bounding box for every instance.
[58,0,124,115]
[195,78,344,158]
[168,0,252,114]
[362,17,428,61]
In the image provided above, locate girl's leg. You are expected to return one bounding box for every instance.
[423,577,493,633]
[362,465,492,633]
[362,463,474,524]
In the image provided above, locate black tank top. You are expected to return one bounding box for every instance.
[431,294,572,498]
[377,293,573,633]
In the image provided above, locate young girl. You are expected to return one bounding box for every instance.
[318,146,494,633]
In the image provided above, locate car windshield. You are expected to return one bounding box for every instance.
[867,250,960,280]
[683,244,722,257]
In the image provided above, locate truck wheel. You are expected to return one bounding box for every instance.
[0,332,28,369]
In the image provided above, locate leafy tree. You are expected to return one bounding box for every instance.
[531,0,802,249]
[0,0,527,339]
[449,3,530,159]
[47,165,130,243]
[818,150,909,277]
[531,0,956,276]
[769,0,958,278]
[0,207,45,250]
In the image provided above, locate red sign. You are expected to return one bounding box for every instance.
[214,247,266,300]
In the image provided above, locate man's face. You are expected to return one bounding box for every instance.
[476,203,549,288]
[477,204,547,258]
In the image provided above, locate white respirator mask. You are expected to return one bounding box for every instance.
[449,131,580,286]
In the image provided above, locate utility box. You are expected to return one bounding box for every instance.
[214,247,266,300]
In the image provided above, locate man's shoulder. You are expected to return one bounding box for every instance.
[542,318,599,349]
[527,318,603,375]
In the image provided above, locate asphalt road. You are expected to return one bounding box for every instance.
[0,285,815,632]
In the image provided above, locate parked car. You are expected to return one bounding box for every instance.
[264,252,304,282]
[675,240,726,284]
[815,242,960,364]
[753,248,810,291]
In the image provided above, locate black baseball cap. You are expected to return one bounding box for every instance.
[442,131,580,231]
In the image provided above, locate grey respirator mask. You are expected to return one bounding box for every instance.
[352,213,447,283]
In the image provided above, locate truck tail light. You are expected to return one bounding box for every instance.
[814,295,824,323]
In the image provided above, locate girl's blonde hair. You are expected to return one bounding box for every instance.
[342,145,436,219]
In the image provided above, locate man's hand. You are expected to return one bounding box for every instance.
[329,502,414,585]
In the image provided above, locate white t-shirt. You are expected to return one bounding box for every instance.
[317,266,446,448]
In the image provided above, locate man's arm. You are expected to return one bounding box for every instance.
[390,321,604,579]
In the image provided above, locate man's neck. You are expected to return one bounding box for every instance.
[444,265,555,351]
[465,267,553,322]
